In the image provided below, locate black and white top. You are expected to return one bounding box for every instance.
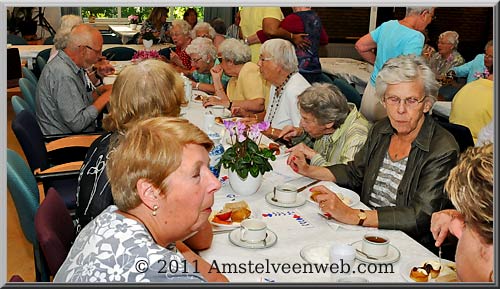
[368,152,408,208]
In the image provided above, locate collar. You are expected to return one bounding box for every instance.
[379,114,435,152]
[325,103,358,143]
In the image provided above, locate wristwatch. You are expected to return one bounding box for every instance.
[357,209,367,226]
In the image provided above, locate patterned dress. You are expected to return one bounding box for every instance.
[54,205,205,282]
[428,50,465,79]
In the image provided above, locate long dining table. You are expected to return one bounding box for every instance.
[101,61,448,283]
[180,95,447,283]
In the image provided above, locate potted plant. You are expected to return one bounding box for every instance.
[128,15,139,30]
[219,120,276,195]
[141,30,155,49]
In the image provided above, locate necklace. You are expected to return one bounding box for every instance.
[266,72,294,125]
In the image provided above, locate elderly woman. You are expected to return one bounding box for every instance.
[75,60,185,233]
[258,38,311,137]
[169,19,192,71]
[279,83,370,166]
[55,117,227,282]
[49,14,83,61]
[430,144,493,282]
[191,21,216,40]
[139,7,171,44]
[203,38,269,116]
[428,31,465,80]
[289,55,459,252]
[449,40,494,83]
[185,37,230,94]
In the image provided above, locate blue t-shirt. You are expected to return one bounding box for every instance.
[451,54,487,83]
[369,20,424,85]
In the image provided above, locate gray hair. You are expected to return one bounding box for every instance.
[260,39,298,73]
[485,39,493,51]
[171,19,191,36]
[439,31,459,49]
[406,7,434,17]
[218,38,251,64]
[54,15,83,50]
[190,21,216,40]
[186,37,217,62]
[375,54,439,105]
[298,83,349,128]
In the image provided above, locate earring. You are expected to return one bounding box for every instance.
[152,205,159,216]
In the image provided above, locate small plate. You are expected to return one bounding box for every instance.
[350,240,400,264]
[400,258,457,283]
[229,228,277,249]
[192,90,208,103]
[307,182,360,207]
[265,192,306,208]
[208,209,252,228]
[300,243,330,264]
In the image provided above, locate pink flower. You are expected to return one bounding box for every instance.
[131,49,161,62]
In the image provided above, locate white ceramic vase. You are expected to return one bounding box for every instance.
[143,39,153,49]
[129,23,137,30]
[228,169,263,196]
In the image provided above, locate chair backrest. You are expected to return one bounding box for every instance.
[437,121,475,153]
[7,34,28,45]
[6,149,40,244]
[11,95,33,115]
[22,66,38,85]
[43,36,54,45]
[126,32,140,44]
[36,56,47,73]
[37,48,51,62]
[158,47,172,60]
[7,48,23,82]
[18,78,36,113]
[102,47,137,61]
[102,34,123,44]
[12,109,50,172]
[35,187,76,276]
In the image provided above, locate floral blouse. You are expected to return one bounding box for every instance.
[140,20,172,44]
[428,50,465,79]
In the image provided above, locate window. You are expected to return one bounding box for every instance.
[81,7,204,22]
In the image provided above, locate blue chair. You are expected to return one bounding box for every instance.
[11,95,33,115]
[7,34,28,45]
[11,110,99,210]
[33,48,51,78]
[43,36,54,45]
[36,56,47,73]
[102,46,137,61]
[37,48,51,62]
[22,66,38,85]
[7,149,50,281]
[18,78,36,113]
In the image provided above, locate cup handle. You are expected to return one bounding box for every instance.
[262,232,268,246]
[240,227,247,242]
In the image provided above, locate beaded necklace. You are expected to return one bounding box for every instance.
[266,72,294,124]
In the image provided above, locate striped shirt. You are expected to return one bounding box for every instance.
[368,152,408,208]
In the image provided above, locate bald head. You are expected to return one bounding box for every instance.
[66,24,103,50]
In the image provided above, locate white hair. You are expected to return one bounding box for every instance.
[260,39,298,73]
[190,22,216,40]
[186,37,217,62]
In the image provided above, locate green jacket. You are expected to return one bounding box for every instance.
[328,115,459,249]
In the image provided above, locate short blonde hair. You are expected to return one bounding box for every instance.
[107,117,213,211]
[445,144,493,244]
[103,59,184,132]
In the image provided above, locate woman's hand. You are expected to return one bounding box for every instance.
[431,209,464,247]
[203,97,228,108]
[210,64,223,81]
[170,51,184,68]
[312,185,357,224]
[287,150,309,175]
[286,143,317,160]
[279,125,302,140]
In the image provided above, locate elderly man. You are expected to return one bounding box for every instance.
[36,24,113,135]
[355,6,435,122]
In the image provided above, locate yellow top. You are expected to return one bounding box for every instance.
[240,7,284,63]
[226,62,270,107]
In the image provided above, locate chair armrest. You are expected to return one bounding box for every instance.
[34,161,83,181]
[46,135,100,152]
[43,131,104,142]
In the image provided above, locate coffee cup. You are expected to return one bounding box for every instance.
[329,243,355,274]
[240,219,267,243]
[274,184,298,204]
[361,233,390,257]
[210,105,226,117]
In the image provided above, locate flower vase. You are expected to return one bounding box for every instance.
[143,39,153,49]
[208,133,224,178]
[129,23,137,30]
[228,169,263,196]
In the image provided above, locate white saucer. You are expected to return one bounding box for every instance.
[350,240,401,264]
[300,243,330,264]
[229,228,277,249]
[265,192,306,208]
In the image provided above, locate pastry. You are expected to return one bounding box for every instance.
[194,95,203,101]
[410,267,429,282]
[215,117,223,125]
[423,261,441,278]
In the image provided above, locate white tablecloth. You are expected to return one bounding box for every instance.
[320,58,373,94]
[179,101,439,283]
[432,101,452,119]
[108,24,142,44]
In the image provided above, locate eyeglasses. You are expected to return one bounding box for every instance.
[191,57,203,63]
[484,53,493,60]
[81,45,101,54]
[384,96,427,108]
[258,55,273,62]
[217,56,223,63]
